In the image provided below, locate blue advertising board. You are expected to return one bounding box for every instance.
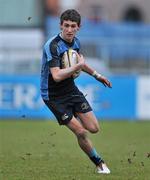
[76,74,136,120]
[0,74,136,120]
[0,75,51,119]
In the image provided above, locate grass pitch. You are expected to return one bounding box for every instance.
[0,120,150,180]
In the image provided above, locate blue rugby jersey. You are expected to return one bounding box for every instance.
[40,34,80,100]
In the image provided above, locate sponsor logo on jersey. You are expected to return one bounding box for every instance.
[62,113,69,120]
[81,102,89,110]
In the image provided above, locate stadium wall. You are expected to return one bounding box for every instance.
[0,74,149,120]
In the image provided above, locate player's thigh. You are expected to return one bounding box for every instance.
[76,111,100,133]
[66,116,87,137]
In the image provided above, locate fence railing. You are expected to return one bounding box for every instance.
[0,29,43,75]
[80,37,150,74]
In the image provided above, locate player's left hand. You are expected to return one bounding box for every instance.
[97,76,112,88]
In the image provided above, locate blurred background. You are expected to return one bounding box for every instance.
[0,0,150,121]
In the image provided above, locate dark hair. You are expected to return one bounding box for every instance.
[60,9,81,26]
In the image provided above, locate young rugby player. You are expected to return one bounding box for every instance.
[40,9,112,174]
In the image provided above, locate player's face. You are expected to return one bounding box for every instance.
[60,20,80,43]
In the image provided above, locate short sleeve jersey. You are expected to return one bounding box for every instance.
[40,34,81,100]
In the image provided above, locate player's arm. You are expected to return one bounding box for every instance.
[50,61,83,82]
[76,53,112,88]
[46,40,85,82]
[84,64,112,88]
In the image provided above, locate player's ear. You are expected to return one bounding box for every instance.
[77,24,81,31]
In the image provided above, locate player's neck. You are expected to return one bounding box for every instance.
[60,32,73,43]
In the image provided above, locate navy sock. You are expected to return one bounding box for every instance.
[89,148,104,166]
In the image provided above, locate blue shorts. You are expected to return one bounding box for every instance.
[43,92,92,125]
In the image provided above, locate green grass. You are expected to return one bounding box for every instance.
[0,120,150,180]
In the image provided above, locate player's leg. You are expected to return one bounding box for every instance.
[76,111,99,133]
[75,111,110,174]
[73,93,99,133]
[44,98,110,173]
[66,116,93,154]
[66,116,110,174]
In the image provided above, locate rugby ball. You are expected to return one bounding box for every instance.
[62,49,81,78]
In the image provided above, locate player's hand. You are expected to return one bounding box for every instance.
[76,53,85,68]
[97,75,112,88]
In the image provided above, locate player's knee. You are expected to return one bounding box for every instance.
[76,128,88,139]
[88,125,99,134]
